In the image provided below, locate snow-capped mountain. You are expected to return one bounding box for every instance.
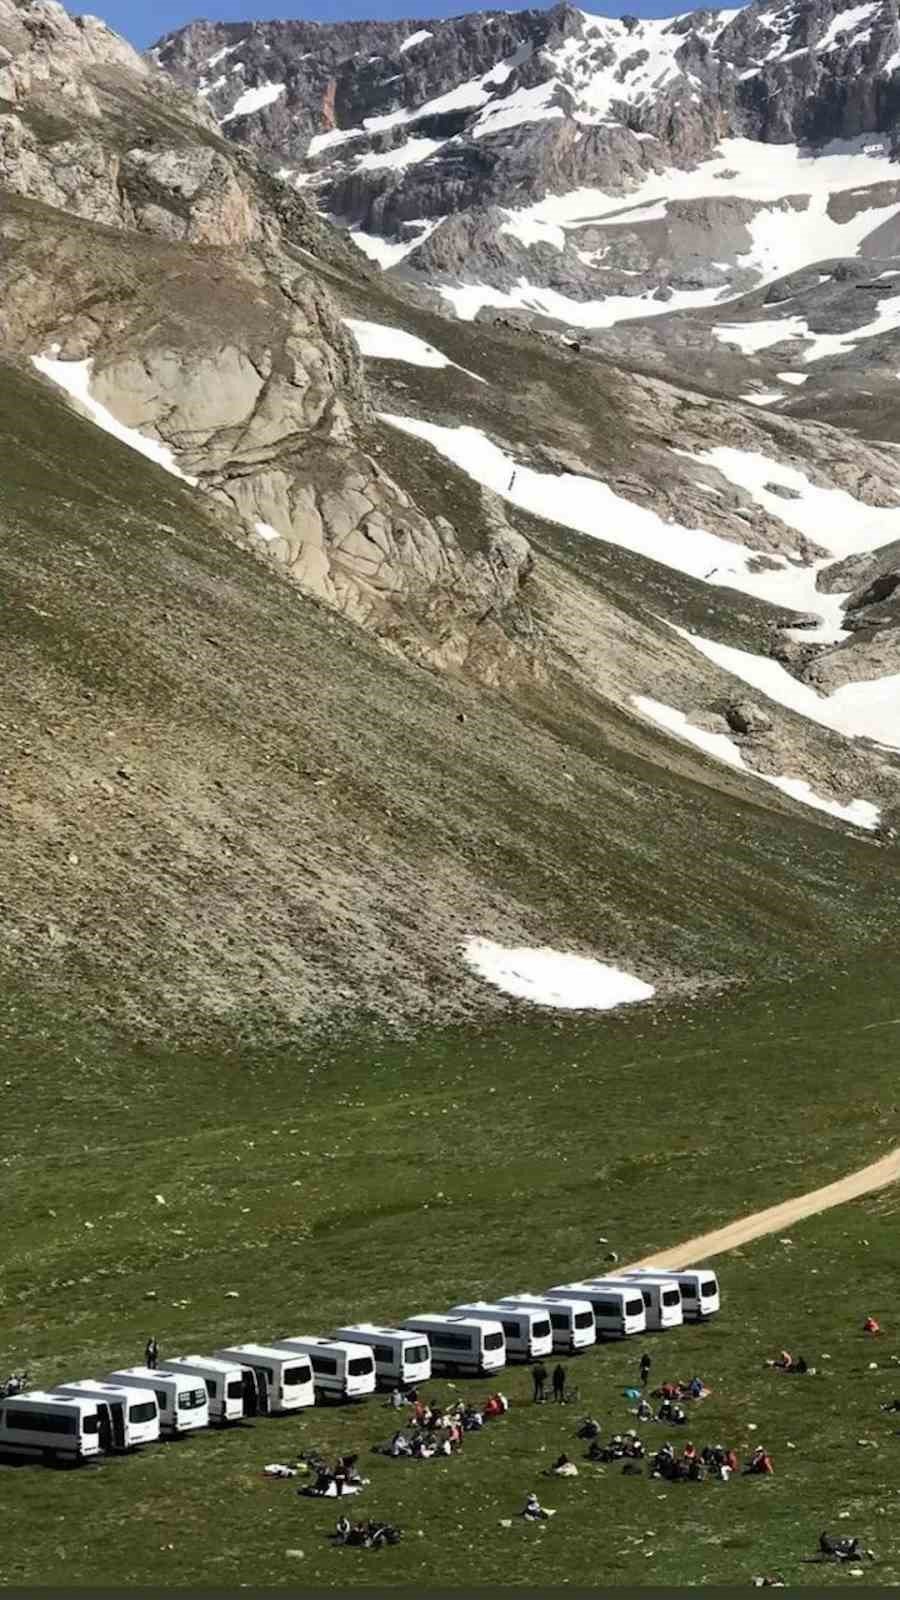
[154,0,900,314]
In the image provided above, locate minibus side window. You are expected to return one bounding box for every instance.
[155,1391,167,1411]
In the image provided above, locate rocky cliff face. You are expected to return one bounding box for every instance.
[154,0,900,303]
[0,0,536,678]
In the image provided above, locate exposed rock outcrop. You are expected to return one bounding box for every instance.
[0,0,539,680]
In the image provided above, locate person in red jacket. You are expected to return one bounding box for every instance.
[863,1316,882,1335]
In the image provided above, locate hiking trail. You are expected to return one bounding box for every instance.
[624,1145,900,1268]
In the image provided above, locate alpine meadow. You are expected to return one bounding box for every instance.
[0,0,899,1587]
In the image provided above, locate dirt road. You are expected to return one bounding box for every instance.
[624,1144,900,1268]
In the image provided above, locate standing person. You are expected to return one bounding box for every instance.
[145,1336,158,1370]
[552,1363,566,1403]
[532,1361,548,1403]
[640,1352,652,1388]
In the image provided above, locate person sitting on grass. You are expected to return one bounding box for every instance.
[767,1350,794,1371]
[746,1446,774,1476]
[577,1415,601,1440]
[389,1431,412,1458]
[547,1453,578,1477]
[522,1491,550,1521]
[818,1533,875,1562]
[863,1316,882,1336]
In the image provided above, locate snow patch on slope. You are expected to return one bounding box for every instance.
[634,696,880,828]
[221,81,285,123]
[464,938,655,1009]
[399,28,433,53]
[344,318,486,381]
[32,354,196,485]
[349,218,444,267]
[670,627,900,749]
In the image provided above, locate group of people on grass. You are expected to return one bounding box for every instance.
[332,1514,401,1549]
[584,1429,646,1465]
[649,1441,772,1482]
[377,1391,508,1461]
[299,1451,367,1497]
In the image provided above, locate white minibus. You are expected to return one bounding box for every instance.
[588,1275,683,1331]
[213,1344,315,1414]
[161,1357,246,1422]
[272,1337,376,1401]
[498,1295,597,1354]
[53,1380,160,1449]
[103,1366,210,1434]
[401,1315,506,1375]
[448,1301,553,1361]
[545,1282,647,1339]
[625,1267,720,1320]
[0,1391,103,1464]
[333,1325,431,1388]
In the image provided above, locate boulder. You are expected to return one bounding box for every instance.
[725,700,773,736]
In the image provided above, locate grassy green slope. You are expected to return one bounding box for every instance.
[0,972,897,1585]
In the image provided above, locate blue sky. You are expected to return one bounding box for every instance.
[84,0,698,51]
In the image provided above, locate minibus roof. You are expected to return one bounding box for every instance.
[107,1366,183,1384]
[274,1336,372,1357]
[216,1344,309,1362]
[337,1323,418,1340]
[502,1293,594,1310]
[406,1313,501,1330]
[55,1380,152,1403]
[167,1355,241,1375]
[14,1390,93,1410]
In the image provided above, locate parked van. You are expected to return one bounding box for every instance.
[448,1301,553,1361]
[0,1391,104,1463]
[588,1275,683,1331]
[213,1345,314,1415]
[161,1357,246,1423]
[545,1282,647,1340]
[401,1315,506,1375]
[498,1295,597,1354]
[103,1367,209,1434]
[53,1380,160,1450]
[272,1337,376,1402]
[333,1325,431,1388]
[624,1267,720,1321]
